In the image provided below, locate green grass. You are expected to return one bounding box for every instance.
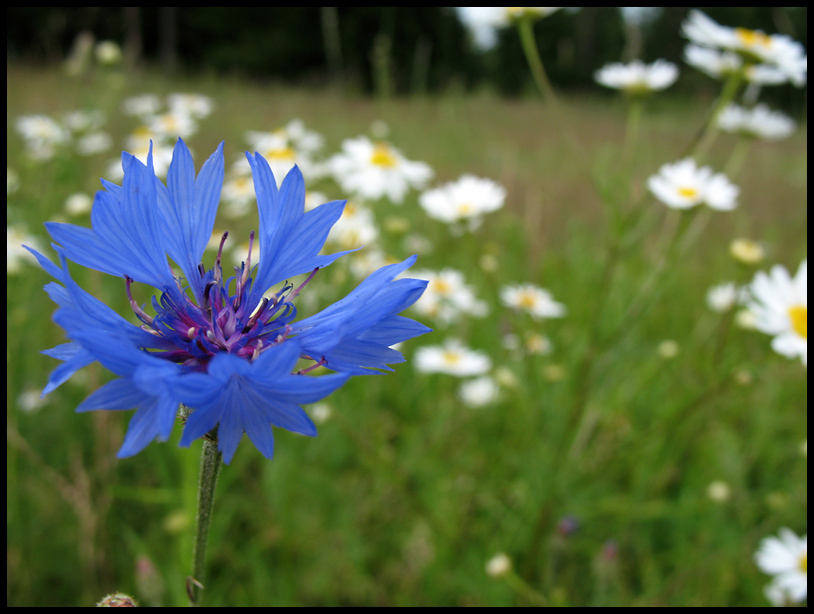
[7,62,807,606]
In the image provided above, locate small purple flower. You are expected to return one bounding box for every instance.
[28,139,430,463]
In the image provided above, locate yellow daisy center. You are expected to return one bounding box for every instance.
[517,292,538,309]
[442,350,461,365]
[677,186,699,199]
[430,279,452,296]
[788,305,807,339]
[735,28,772,49]
[370,143,398,168]
[799,552,807,574]
[456,202,474,216]
[264,146,296,161]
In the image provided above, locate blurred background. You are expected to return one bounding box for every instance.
[6,7,808,109]
[7,6,807,608]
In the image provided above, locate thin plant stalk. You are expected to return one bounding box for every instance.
[188,433,223,607]
[516,17,579,153]
[693,70,744,160]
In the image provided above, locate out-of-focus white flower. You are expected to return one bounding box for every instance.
[685,44,798,86]
[95,40,122,65]
[730,239,765,265]
[76,131,113,155]
[415,339,491,377]
[718,104,796,140]
[411,268,488,324]
[324,201,379,251]
[755,528,807,605]
[244,121,324,186]
[62,109,106,132]
[684,44,743,80]
[221,170,256,218]
[524,332,552,355]
[7,224,43,274]
[459,376,499,408]
[734,308,757,330]
[107,133,173,179]
[500,284,566,319]
[594,60,678,95]
[16,115,70,160]
[121,94,162,118]
[419,175,506,232]
[147,111,198,139]
[647,158,738,211]
[658,339,680,359]
[486,553,513,578]
[167,93,215,120]
[64,192,93,216]
[682,10,807,86]
[706,282,743,312]
[308,403,332,425]
[747,259,807,366]
[706,480,732,502]
[17,389,48,413]
[329,136,433,204]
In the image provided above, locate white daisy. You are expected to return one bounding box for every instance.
[458,376,499,408]
[755,528,807,604]
[323,201,379,251]
[682,10,807,86]
[718,103,796,140]
[244,120,324,185]
[747,259,807,366]
[411,268,488,324]
[167,93,215,120]
[121,94,162,118]
[594,60,678,95]
[706,282,742,312]
[647,158,739,211]
[329,136,433,204]
[419,175,506,232]
[500,284,566,319]
[7,224,44,274]
[414,339,491,377]
[15,114,70,160]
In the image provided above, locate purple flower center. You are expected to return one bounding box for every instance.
[125,230,316,372]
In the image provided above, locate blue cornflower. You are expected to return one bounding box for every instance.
[28,139,430,463]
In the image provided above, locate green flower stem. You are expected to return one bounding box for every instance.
[517,17,556,104]
[693,70,743,161]
[622,98,643,166]
[504,569,548,606]
[516,17,579,154]
[188,435,223,607]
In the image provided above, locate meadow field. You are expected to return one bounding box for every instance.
[6,57,807,607]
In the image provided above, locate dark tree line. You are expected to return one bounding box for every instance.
[6,7,807,107]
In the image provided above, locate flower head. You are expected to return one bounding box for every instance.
[415,339,491,377]
[419,175,506,232]
[500,283,566,319]
[29,139,430,463]
[594,60,678,96]
[682,10,807,86]
[718,103,796,140]
[411,268,488,324]
[328,136,433,204]
[755,528,807,605]
[747,259,807,366]
[647,158,739,211]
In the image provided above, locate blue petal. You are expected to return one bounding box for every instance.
[175,343,350,463]
[159,140,225,302]
[246,156,352,302]
[292,255,431,372]
[45,150,177,290]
